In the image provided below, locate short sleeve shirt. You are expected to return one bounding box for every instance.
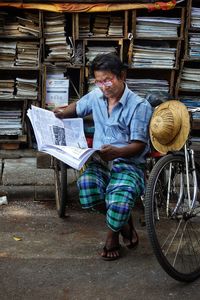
[76,85,152,165]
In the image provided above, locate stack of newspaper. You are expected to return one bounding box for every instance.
[126,78,169,98]
[15,41,40,67]
[188,32,200,58]
[79,14,92,38]
[15,78,38,99]
[191,6,200,28]
[131,43,176,69]
[44,12,74,63]
[27,106,96,170]
[179,67,200,91]
[0,108,22,136]
[108,16,124,37]
[0,41,16,67]
[0,11,39,37]
[136,17,181,38]
[92,15,110,37]
[17,12,40,37]
[0,79,15,99]
[86,46,117,64]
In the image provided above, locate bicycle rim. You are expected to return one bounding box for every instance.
[145,154,200,282]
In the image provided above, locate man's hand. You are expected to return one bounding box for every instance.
[53,102,77,119]
[99,141,146,162]
[53,107,66,119]
[99,145,121,161]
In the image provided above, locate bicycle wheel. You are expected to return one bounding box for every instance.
[145,154,200,282]
[54,159,68,218]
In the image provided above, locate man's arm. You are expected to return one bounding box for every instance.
[99,141,145,162]
[54,102,77,119]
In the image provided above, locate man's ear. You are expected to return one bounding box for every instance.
[120,71,126,81]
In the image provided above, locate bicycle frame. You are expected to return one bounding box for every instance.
[168,142,198,217]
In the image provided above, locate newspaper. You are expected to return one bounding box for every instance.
[27,105,96,170]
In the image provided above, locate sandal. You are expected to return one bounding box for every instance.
[121,216,139,249]
[101,245,121,261]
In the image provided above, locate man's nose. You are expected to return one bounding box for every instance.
[102,85,109,91]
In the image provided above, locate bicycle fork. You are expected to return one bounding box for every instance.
[169,145,198,217]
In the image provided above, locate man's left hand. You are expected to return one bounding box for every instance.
[99,145,121,161]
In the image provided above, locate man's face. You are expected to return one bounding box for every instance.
[94,70,124,99]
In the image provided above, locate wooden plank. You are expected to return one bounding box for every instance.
[36,152,53,169]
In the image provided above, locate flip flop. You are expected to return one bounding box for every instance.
[101,245,121,261]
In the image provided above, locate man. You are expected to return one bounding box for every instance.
[54,53,152,260]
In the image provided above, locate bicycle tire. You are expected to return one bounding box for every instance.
[145,154,200,282]
[54,159,68,218]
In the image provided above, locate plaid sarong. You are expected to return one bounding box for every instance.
[77,159,145,231]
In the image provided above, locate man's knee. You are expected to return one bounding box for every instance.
[106,202,131,232]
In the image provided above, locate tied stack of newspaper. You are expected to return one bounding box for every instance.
[44,12,74,63]
[27,106,96,170]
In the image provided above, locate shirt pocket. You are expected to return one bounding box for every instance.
[106,123,129,143]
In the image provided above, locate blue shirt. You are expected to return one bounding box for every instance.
[76,85,152,165]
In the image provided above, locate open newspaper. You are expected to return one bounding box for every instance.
[27,105,96,170]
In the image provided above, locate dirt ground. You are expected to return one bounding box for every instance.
[0,198,200,300]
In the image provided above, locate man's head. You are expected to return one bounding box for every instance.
[90,53,127,99]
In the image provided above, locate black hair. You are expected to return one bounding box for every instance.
[90,53,127,78]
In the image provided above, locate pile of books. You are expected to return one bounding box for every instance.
[135,17,181,38]
[0,108,22,136]
[131,42,176,69]
[44,12,73,63]
[126,78,169,98]
[15,77,38,99]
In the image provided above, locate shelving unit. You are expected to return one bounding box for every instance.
[0,8,43,149]
[127,6,185,97]
[0,2,199,149]
[175,0,200,135]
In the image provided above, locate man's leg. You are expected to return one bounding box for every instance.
[77,161,109,210]
[103,160,145,257]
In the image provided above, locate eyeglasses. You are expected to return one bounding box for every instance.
[95,79,114,88]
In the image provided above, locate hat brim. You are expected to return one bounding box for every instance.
[150,100,190,154]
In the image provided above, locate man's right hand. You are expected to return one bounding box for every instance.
[53,107,64,119]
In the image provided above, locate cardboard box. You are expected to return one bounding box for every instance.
[46,79,69,109]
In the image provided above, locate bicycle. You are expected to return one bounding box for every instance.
[144,101,200,282]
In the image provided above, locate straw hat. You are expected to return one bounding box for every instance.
[150,100,190,154]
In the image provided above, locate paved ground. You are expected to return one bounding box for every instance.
[1,194,200,300]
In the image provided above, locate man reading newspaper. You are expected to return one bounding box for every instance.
[54,53,152,261]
